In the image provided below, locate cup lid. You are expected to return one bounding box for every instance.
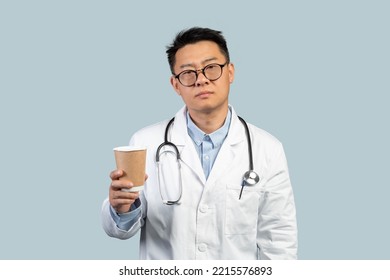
[113,146,146,152]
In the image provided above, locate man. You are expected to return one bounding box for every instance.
[101,27,297,259]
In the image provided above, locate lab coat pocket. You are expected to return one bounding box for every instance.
[225,185,262,235]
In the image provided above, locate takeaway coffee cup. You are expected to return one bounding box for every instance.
[113,146,147,192]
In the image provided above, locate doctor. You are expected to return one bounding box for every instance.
[101,27,297,259]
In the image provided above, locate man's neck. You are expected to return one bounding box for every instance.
[187,106,229,134]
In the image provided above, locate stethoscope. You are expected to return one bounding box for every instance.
[155,116,260,205]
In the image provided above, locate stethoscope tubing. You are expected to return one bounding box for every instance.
[155,115,259,204]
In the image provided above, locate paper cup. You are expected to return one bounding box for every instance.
[113,146,147,192]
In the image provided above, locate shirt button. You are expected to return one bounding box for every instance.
[198,244,207,252]
[204,155,209,160]
[199,205,208,213]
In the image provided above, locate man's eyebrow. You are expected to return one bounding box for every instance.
[179,57,218,69]
[202,57,218,64]
[179,63,195,69]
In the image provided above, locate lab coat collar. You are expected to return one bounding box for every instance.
[170,105,246,185]
[171,105,245,146]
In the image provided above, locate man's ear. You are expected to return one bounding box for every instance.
[170,76,181,96]
[228,63,235,84]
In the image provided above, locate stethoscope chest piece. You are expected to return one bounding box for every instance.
[243,170,260,186]
[239,170,260,199]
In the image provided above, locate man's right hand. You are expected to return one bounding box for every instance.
[109,169,140,214]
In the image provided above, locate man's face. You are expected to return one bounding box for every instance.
[170,40,234,115]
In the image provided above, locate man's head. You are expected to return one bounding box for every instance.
[166,27,230,74]
[167,27,234,117]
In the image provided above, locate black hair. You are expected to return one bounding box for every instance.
[166,27,230,74]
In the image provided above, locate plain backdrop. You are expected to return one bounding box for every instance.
[1,0,389,259]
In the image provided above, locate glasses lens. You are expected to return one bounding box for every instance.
[178,71,196,86]
[204,64,223,81]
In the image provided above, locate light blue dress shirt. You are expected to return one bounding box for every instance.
[111,108,232,229]
[186,108,231,179]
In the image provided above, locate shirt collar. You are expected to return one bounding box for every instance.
[186,107,232,148]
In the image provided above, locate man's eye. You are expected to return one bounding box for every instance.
[206,64,217,70]
[181,71,195,76]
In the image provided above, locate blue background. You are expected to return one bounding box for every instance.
[1,0,389,259]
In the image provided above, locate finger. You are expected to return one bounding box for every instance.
[110,198,134,209]
[109,189,138,208]
[111,196,137,205]
[110,193,140,208]
[110,169,123,180]
[110,179,134,191]
[111,190,139,200]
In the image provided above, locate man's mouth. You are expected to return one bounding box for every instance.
[195,91,212,98]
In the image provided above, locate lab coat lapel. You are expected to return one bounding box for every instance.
[170,107,206,184]
[206,109,246,186]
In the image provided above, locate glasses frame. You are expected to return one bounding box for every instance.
[174,62,228,87]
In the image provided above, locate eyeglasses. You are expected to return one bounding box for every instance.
[174,62,228,87]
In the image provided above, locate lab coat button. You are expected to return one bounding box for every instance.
[198,244,207,252]
[199,205,208,213]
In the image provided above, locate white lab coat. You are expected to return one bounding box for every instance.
[101,106,297,259]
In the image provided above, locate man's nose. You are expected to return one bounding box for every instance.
[195,70,209,86]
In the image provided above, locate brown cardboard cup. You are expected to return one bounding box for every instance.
[113,146,147,192]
